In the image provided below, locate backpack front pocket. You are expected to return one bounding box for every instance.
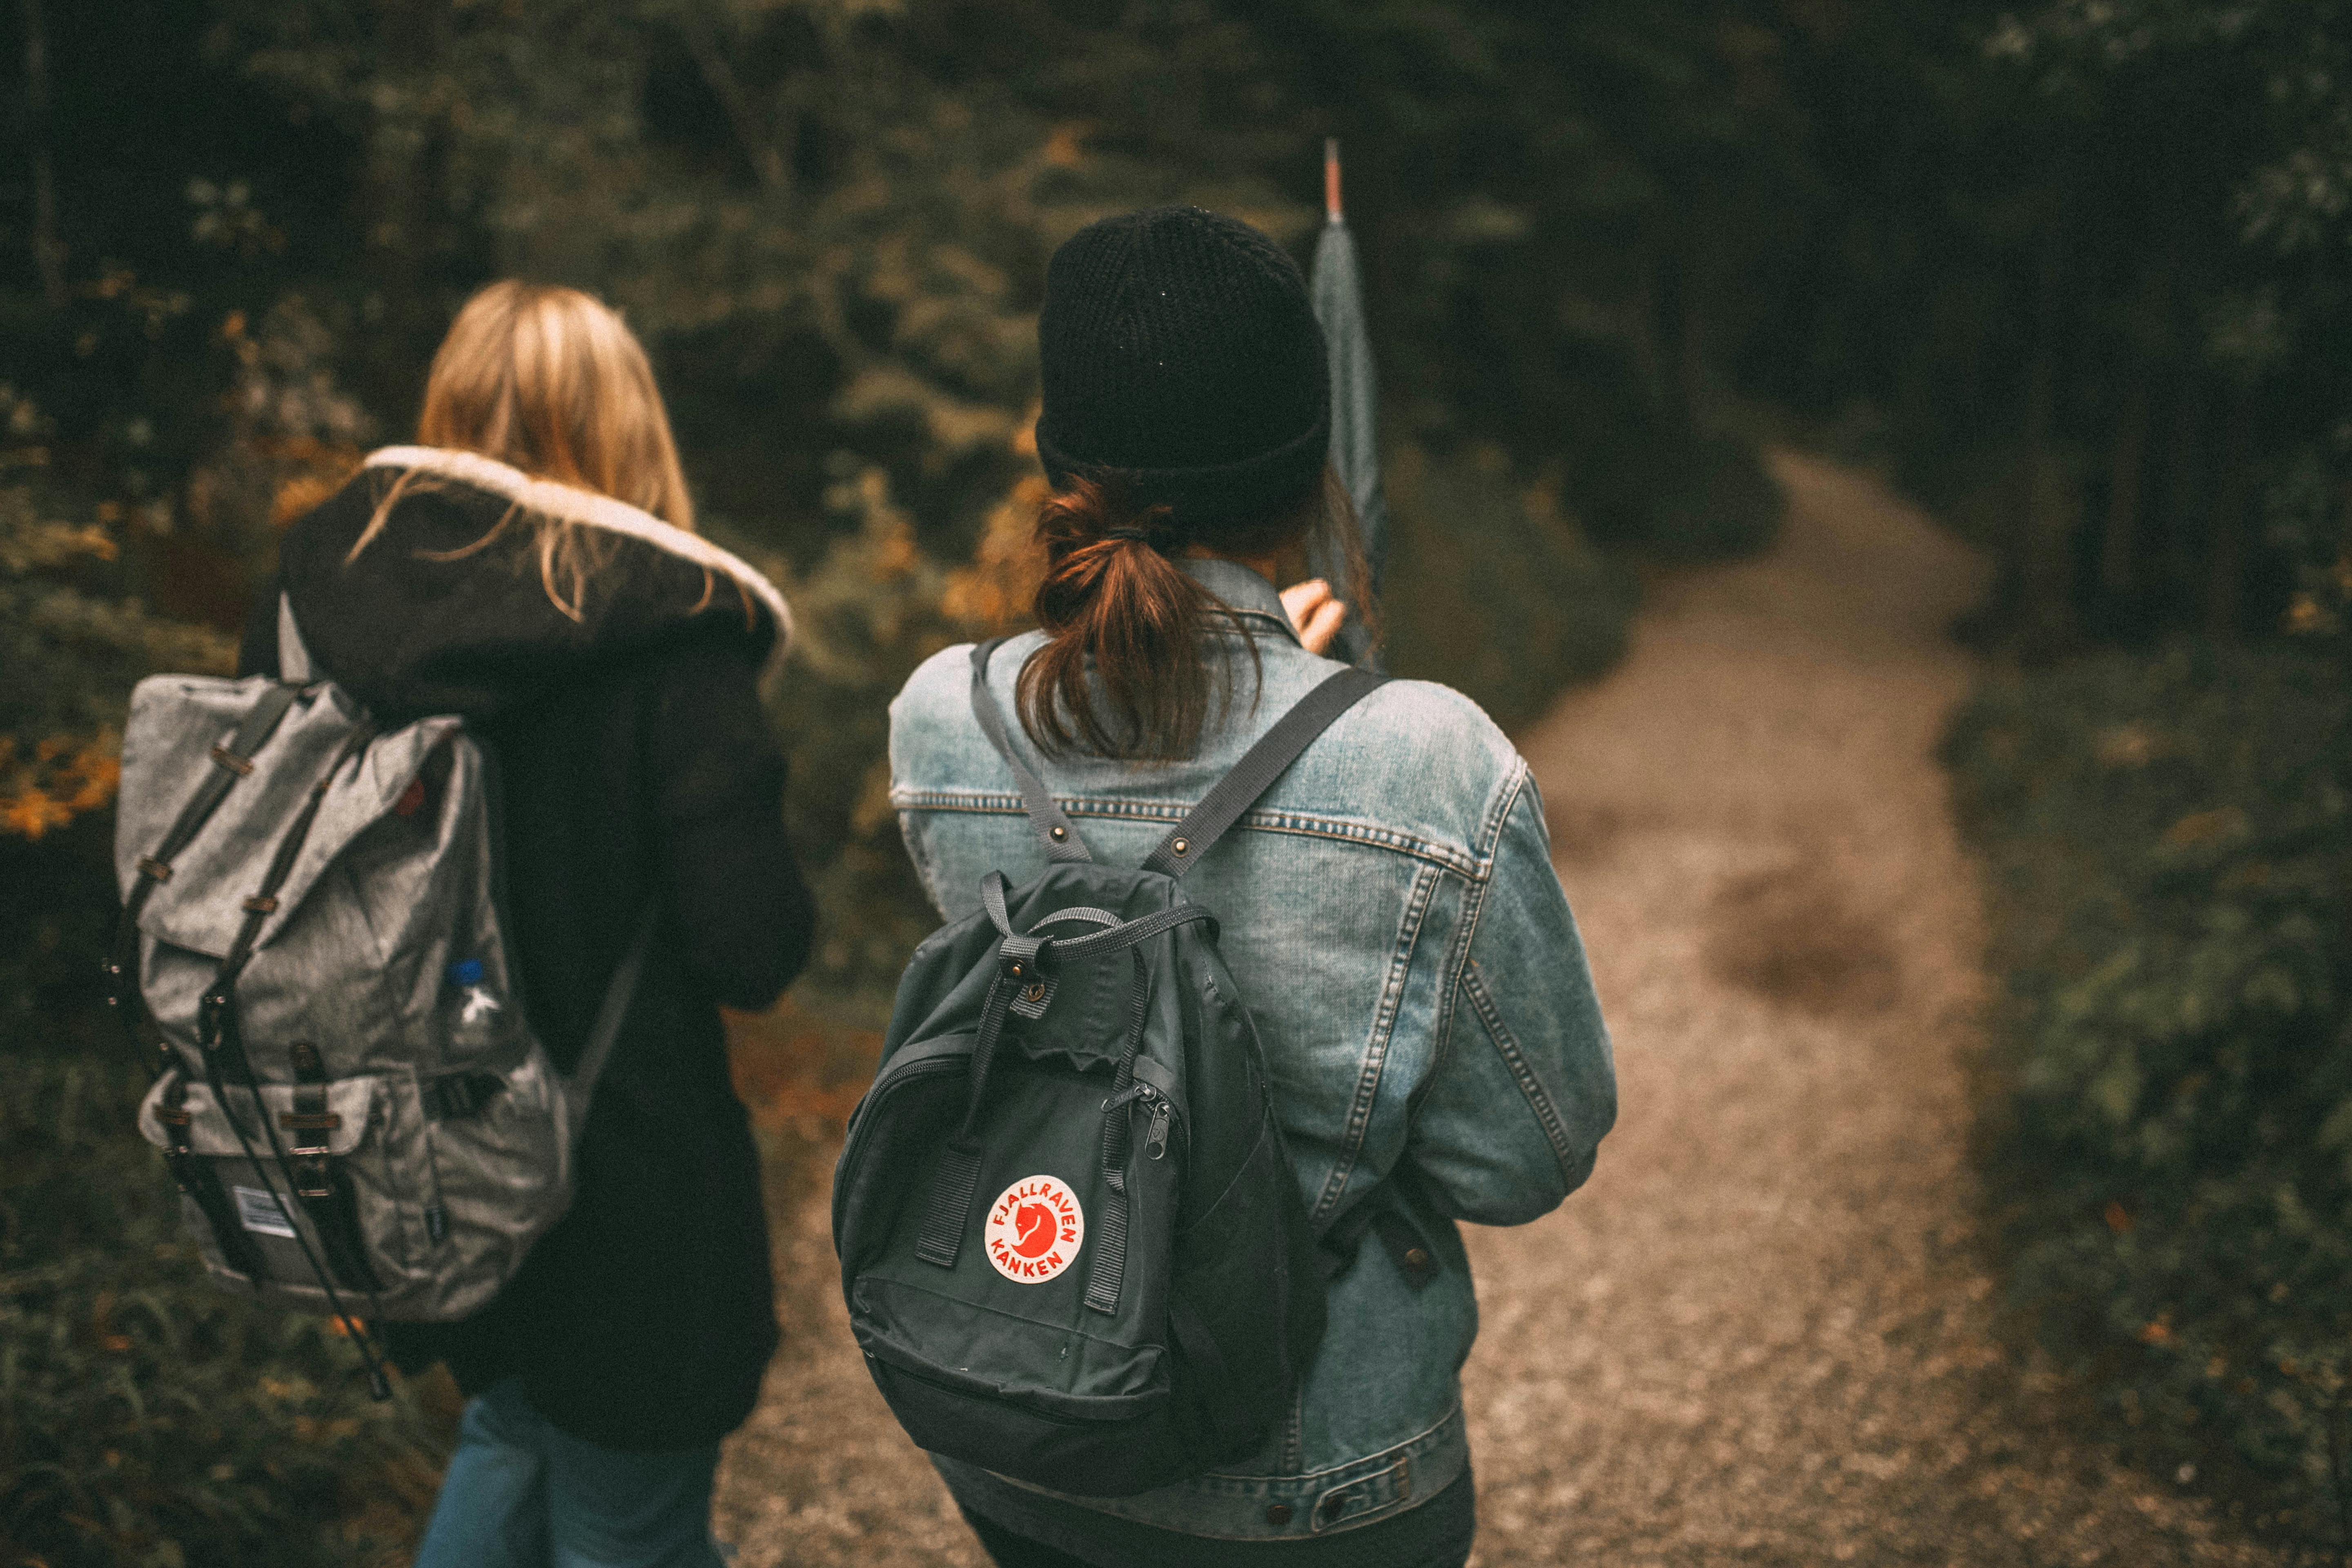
[136,1067,417,1311]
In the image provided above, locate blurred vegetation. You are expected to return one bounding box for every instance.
[0,1024,446,1568]
[1910,1,2352,1549]
[1383,443,1639,731]
[1948,646,2352,1545]
[6,0,2352,1558]
[1744,0,2352,657]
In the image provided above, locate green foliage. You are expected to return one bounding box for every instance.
[726,461,982,998]
[1736,0,2352,648]
[1383,443,1637,733]
[0,378,237,842]
[191,0,1682,997]
[0,1033,446,1568]
[210,0,1787,564]
[1947,643,2352,1542]
[1576,428,1783,564]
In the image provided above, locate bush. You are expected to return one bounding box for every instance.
[0,310,437,1568]
[1946,641,2352,1544]
[1383,442,1640,733]
[0,1018,448,1568]
[1575,427,1785,563]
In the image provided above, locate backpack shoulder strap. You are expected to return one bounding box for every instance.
[969,638,1092,864]
[562,904,659,1150]
[277,592,316,683]
[1140,665,1389,878]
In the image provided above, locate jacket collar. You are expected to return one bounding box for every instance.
[362,445,793,655]
[1179,557,1300,648]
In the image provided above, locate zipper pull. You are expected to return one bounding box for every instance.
[1145,1093,1172,1160]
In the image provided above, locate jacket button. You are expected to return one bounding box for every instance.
[1405,1246,1431,1272]
[1265,1503,1292,1526]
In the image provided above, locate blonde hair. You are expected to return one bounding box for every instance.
[354,281,699,620]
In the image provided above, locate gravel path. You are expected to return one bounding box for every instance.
[714,452,2278,1566]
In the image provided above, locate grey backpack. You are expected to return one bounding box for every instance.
[833,639,1430,1497]
[107,599,647,1395]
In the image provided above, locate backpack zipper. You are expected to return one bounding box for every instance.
[1101,1079,1181,1161]
[1139,1084,1174,1160]
[839,1042,973,1183]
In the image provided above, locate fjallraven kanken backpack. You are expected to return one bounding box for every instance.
[832,638,1393,1497]
[108,598,648,1393]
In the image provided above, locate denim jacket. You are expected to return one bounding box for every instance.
[887,559,1615,1542]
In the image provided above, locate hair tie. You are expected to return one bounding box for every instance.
[1102,528,1157,546]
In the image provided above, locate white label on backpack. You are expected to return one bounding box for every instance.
[984,1175,1084,1283]
[232,1185,297,1238]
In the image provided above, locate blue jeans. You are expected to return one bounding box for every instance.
[414,1378,727,1568]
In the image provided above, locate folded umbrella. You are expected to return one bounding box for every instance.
[1309,139,1386,670]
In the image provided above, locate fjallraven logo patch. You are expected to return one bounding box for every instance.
[985,1175,1083,1283]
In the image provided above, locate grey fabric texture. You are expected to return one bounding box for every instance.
[117,607,644,1322]
[1308,215,1385,670]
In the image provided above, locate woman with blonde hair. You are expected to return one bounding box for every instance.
[239,281,813,1567]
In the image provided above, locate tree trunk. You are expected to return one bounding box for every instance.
[2101,369,2150,600]
[1672,241,1707,434]
[1635,247,1670,425]
[2207,394,2256,640]
[22,0,65,308]
[2020,234,2074,648]
[2160,372,2206,624]
[684,20,791,195]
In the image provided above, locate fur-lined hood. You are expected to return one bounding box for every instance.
[272,445,792,722]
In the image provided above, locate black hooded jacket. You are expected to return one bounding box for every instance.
[239,445,814,1451]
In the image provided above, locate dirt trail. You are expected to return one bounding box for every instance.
[715,452,2277,1566]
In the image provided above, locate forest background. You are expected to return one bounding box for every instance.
[7,0,2352,1564]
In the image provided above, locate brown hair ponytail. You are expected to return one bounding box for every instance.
[1016,479,1257,761]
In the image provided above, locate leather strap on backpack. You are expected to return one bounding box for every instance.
[969,639,1092,864]
[155,1072,272,1284]
[107,680,307,1071]
[1140,665,1388,878]
[283,1039,381,1296]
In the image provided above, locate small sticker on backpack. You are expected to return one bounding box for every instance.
[984,1175,1084,1283]
[232,1185,297,1238]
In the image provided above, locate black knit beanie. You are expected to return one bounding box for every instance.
[1035,206,1330,529]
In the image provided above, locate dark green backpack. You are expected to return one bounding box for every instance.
[832,639,1393,1497]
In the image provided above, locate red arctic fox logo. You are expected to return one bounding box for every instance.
[1012,1202,1058,1258]
[984,1175,1085,1283]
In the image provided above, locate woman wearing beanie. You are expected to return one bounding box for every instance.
[887,207,1615,1567]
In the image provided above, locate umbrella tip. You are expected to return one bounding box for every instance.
[1324,138,1342,223]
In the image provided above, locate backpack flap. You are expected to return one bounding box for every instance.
[134,1067,400,1307]
[116,674,356,941]
[137,1069,377,1158]
[119,673,464,960]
